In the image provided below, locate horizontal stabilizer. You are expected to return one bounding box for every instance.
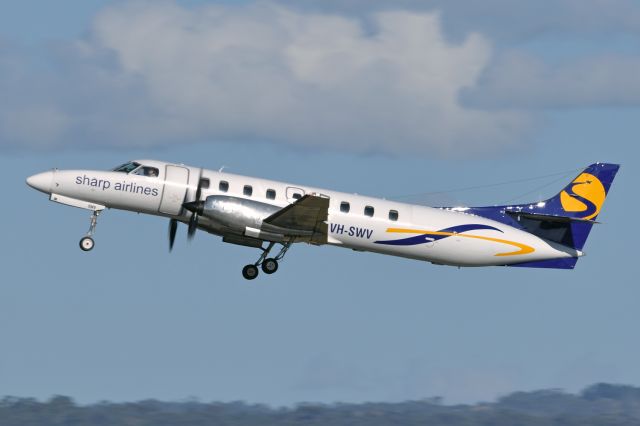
[504,210,600,249]
[505,211,599,224]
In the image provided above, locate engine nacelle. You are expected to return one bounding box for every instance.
[197,195,280,232]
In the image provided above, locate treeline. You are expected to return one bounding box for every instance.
[3,383,640,425]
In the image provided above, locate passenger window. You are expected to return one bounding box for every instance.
[340,202,350,213]
[389,210,399,221]
[219,181,229,192]
[266,189,276,200]
[200,178,210,189]
[292,193,302,200]
[244,185,253,196]
[364,206,374,217]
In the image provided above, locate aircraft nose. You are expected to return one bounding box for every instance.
[26,171,54,194]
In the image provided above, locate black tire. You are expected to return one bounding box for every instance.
[242,264,259,280]
[261,258,278,274]
[79,237,95,252]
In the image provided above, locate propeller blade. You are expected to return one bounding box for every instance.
[185,170,205,241]
[195,177,202,202]
[169,219,177,251]
[188,214,198,240]
[183,200,204,240]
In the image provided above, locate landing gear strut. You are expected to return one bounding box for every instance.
[79,210,102,252]
[242,241,292,280]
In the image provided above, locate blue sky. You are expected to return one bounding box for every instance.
[1,0,639,406]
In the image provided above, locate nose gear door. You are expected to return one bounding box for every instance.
[159,165,190,215]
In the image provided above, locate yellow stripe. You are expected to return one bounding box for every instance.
[385,228,535,257]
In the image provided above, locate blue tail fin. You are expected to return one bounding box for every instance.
[465,163,620,256]
[534,162,619,223]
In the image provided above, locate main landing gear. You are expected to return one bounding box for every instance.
[242,241,292,280]
[79,210,102,252]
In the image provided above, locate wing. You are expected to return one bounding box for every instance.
[261,194,329,244]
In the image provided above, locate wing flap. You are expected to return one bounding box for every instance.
[264,194,329,244]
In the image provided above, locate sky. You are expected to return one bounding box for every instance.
[1,0,639,406]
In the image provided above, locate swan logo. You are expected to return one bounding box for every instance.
[560,173,606,220]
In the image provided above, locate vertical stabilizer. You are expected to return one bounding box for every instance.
[536,163,619,222]
[522,163,619,251]
[464,163,620,268]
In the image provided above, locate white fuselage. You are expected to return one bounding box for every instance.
[27,159,579,267]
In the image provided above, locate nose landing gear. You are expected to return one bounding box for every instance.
[79,210,102,252]
[242,241,291,280]
[79,236,95,251]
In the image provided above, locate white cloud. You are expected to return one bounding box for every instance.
[3,1,640,154]
[279,0,640,42]
[461,52,640,109]
[0,1,530,155]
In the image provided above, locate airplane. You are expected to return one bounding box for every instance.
[26,160,619,279]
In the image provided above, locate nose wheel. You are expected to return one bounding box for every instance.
[79,210,102,252]
[242,241,291,280]
[79,236,95,251]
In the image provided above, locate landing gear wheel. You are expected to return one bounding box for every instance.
[261,258,278,274]
[79,237,95,252]
[242,264,259,280]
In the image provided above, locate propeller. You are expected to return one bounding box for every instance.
[183,199,205,239]
[168,218,177,251]
[185,170,205,240]
[168,169,205,251]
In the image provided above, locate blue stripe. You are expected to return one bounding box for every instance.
[374,224,502,246]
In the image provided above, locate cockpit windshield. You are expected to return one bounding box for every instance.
[112,161,141,173]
